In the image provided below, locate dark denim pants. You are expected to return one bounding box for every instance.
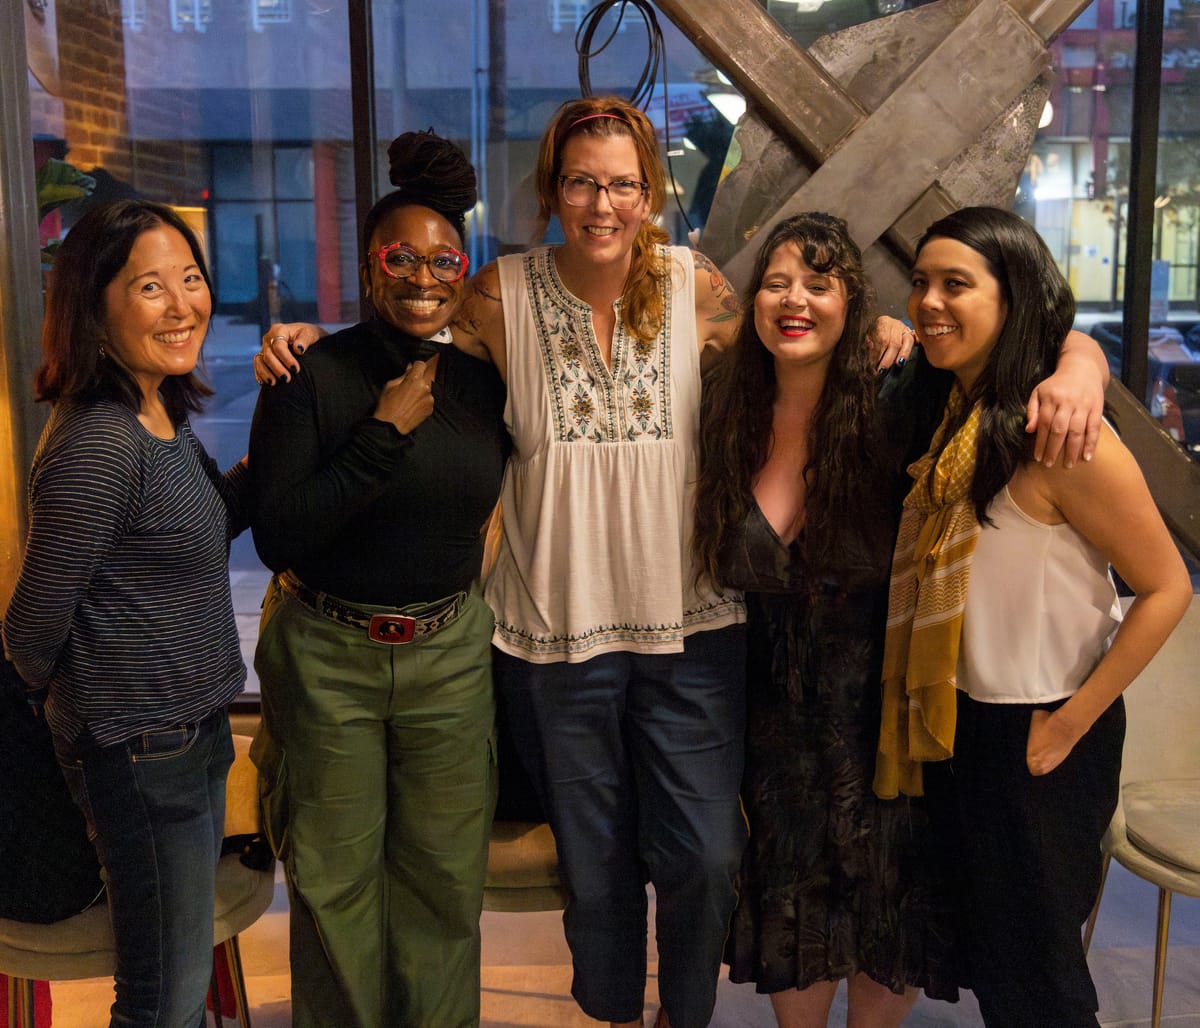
[495,624,748,1028]
[55,707,234,1028]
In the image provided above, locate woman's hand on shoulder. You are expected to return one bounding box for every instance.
[692,249,741,371]
[870,316,917,373]
[254,323,327,385]
[451,262,508,383]
[1025,329,1108,468]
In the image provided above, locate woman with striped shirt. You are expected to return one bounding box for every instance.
[4,200,246,1028]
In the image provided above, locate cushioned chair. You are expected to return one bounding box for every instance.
[484,697,567,914]
[1083,596,1200,1028]
[0,733,275,1028]
[483,819,567,913]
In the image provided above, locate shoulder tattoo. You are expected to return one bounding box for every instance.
[452,310,482,336]
[713,293,740,322]
[472,279,501,304]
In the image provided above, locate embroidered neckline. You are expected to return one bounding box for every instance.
[540,247,626,313]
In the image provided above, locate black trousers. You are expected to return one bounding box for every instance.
[924,691,1124,1028]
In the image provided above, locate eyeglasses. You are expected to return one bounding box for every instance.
[558,175,649,211]
[368,242,470,283]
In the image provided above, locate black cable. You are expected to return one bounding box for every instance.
[574,0,696,235]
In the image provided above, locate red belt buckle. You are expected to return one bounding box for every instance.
[368,614,416,644]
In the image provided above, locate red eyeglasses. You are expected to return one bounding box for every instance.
[368,242,470,283]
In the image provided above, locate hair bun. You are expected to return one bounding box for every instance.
[387,129,477,219]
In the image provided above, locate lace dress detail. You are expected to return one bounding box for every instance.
[722,502,959,999]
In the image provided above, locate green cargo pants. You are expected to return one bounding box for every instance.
[252,575,496,1028]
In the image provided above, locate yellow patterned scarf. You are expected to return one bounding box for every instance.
[874,387,982,799]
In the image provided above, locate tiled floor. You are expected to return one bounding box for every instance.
[44,859,1200,1026]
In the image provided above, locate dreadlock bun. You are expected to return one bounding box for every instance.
[387,129,476,237]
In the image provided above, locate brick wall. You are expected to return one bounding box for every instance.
[54,1,132,183]
[29,2,206,206]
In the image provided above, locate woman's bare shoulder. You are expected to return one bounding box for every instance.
[451,261,508,379]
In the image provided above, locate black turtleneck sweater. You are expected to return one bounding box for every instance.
[248,318,508,605]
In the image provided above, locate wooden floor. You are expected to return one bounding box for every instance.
[46,860,1200,1027]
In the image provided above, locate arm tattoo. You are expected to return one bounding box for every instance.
[452,311,482,336]
[472,280,501,304]
[694,248,740,324]
[693,249,735,298]
[693,250,728,294]
[454,276,500,337]
[712,294,740,322]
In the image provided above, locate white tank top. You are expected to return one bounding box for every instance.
[959,484,1122,703]
[486,245,744,664]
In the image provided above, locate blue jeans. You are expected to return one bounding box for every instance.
[495,625,748,1028]
[55,707,234,1028]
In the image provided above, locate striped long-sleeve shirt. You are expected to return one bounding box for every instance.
[3,399,246,746]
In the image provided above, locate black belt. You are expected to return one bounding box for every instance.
[279,571,465,645]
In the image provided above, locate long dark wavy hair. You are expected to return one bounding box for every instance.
[37,200,214,424]
[534,95,670,345]
[695,212,879,590]
[914,206,1075,520]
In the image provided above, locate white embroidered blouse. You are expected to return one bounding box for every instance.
[487,244,744,663]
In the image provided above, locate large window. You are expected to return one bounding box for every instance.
[370,2,743,267]
[1024,0,1200,459]
[9,0,1196,665]
[1149,0,1200,457]
[19,0,748,693]
[25,0,358,691]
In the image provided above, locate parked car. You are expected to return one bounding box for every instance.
[1087,320,1200,459]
